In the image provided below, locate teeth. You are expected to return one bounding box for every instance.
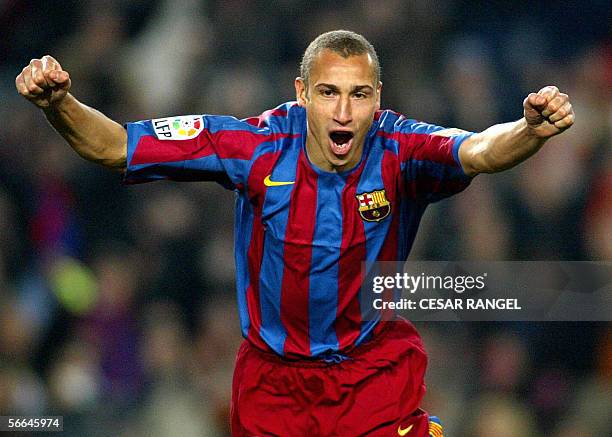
[330,138,352,155]
[328,132,353,157]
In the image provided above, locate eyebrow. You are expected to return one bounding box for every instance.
[315,83,374,93]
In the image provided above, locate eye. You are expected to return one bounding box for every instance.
[353,92,367,99]
[321,89,336,97]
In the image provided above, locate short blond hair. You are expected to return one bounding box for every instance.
[300,30,380,87]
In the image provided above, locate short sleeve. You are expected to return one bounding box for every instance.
[123,114,272,190]
[396,120,475,203]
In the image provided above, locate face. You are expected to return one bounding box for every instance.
[295,49,382,172]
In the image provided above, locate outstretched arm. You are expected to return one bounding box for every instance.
[455,86,575,177]
[15,55,127,169]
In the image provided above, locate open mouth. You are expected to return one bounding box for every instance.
[329,131,354,156]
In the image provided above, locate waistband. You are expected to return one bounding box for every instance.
[243,320,396,368]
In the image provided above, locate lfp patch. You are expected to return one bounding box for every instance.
[152,115,203,140]
[356,189,391,222]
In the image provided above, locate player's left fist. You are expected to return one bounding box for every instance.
[523,85,574,138]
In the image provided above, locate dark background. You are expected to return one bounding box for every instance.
[0,1,610,435]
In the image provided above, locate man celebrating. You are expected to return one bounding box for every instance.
[16,30,573,436]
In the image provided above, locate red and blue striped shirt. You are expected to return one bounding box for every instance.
[125,102,473,359]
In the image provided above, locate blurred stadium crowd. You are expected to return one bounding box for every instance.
[0,0,610,435]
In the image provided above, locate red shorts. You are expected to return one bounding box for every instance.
[231,319,431,436]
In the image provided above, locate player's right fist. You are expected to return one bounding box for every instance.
[15,55,71,109]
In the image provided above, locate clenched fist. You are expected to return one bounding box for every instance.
[15,55,71,109]
[523,85,574,138]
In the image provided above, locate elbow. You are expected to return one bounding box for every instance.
[80,142,127,170]
[98,149,127,170]
[466,143,511,175]
[459,140,491,176]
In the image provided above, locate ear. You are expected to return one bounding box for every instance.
[376,81,382,111]
[295,77,308,107]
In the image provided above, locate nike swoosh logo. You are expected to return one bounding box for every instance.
[264,175,295,187]
[397,424,413,436]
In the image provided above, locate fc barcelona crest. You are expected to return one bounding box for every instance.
[356,189,391,222]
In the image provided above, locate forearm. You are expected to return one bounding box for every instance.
[42,93,127,169]
[459,118,547,176]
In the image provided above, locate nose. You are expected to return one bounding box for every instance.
[333,96,352,125]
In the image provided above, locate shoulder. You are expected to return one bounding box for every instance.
[371,109,418,151]
[242,102,305,131]
[375,109,446,136]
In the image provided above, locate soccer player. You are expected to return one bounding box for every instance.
[16,30,574,436]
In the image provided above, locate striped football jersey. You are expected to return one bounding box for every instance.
[125,102,473,359]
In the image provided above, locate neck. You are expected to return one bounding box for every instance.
[305,140,362,173]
